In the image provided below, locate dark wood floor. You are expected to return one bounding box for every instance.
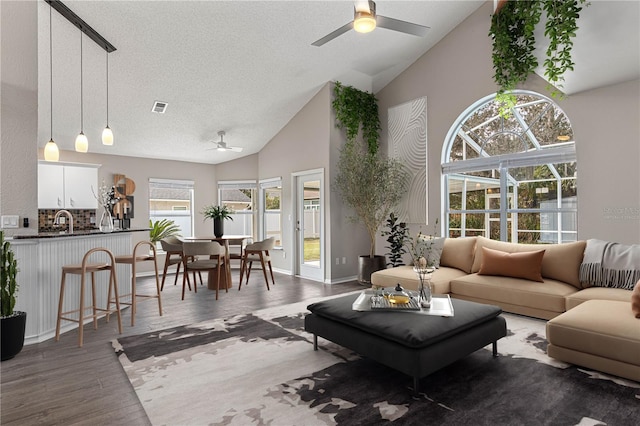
[0,269,362,425]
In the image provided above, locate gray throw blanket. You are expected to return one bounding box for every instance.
[579,239,640,290]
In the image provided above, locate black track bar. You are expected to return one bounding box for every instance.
[45,0,116,53]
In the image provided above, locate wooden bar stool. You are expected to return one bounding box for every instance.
[55,247,123,347]
[115,240,163,326]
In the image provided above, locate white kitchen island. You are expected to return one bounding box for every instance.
[9,229,147,344]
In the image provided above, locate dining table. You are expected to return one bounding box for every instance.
[183,235,251,290]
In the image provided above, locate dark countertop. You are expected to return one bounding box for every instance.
[12,228,150,239]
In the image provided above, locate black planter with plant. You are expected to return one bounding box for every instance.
[1,230,26,362]
[332,82,408,284]
[201,205,234,238]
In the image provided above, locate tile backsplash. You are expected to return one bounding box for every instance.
[38,209,97,232]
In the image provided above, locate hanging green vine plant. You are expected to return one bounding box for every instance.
[332,81,381,155]
[489,0,541,116]
[489,0,587,116]
[543,0,586,98]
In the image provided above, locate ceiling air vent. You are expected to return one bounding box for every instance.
[151,101,168,114]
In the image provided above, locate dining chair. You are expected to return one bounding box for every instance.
[160,236,202,291]
[181,241,228,300]
[238,237,276,291]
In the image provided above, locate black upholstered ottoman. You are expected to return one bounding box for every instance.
[305,293,506,393]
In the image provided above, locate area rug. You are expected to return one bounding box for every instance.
[113,295,640,425]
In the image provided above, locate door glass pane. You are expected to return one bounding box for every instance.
[264,186,282,248]
[303,181,320,265]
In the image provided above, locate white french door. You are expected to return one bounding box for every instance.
[293,169,324,282]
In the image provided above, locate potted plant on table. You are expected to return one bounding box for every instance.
[1,230,26,361]
[332,82,408,284]
[201,205,234,238]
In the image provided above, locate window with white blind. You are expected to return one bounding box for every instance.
[217,180,256,238]
[149,178,195,238]
[260,177,282,248]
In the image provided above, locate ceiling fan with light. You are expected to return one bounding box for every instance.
[208,131,243,152]
[312,0,429,47]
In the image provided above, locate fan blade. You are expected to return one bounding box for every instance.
[376,15,429,37]
[311,21,353,47]
[228,146,243,152]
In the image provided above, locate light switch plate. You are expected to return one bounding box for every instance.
[1,215,19,229]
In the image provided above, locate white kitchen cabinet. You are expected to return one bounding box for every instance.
[38,162,99,209]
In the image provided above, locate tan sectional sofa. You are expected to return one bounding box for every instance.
[371,236,640,382]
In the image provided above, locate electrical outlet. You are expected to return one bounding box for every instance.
[336,257,340,265]
[282,251,286,259]
[342,257,347,264]
[1,215,19,229]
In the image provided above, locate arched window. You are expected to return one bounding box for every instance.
[441,91,577,243]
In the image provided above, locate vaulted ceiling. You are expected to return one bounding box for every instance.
[36,1,639,165]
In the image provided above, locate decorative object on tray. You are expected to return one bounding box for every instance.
[413,257,434,308]
[370,284,418,310]
[353,289,454,317]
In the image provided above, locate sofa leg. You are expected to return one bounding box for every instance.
[413,377,420,395]
[313,334,318,351]
[493,341,498,357]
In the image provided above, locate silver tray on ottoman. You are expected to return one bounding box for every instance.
[352,289,455,317]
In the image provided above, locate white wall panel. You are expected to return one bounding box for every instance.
[388,97,428,224]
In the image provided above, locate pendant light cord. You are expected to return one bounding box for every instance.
[106,52,109,126]
[80,31,83,132]
[50,5,53,140]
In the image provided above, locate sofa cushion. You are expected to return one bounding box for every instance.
[471,236,585,288]
[632,280,640,318]
[546,300,640,367]
[450,273,576,314]
[565,287,635,311]
[371,265,466,294]
[478,247,545,282]
[439,237,476,274]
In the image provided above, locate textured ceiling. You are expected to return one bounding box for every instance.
[35,1,639,165]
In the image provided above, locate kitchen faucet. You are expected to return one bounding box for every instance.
[54,210,74,234]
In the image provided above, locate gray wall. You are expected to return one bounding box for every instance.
[375,1,640,246]
[1,1,39,238]
[245,83,368,280]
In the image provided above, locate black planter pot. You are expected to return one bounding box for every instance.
[358,255,387,285]
[1,311,26,362]
[213,218,224,238]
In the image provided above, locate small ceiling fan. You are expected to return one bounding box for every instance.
[312,0,429,47]
[208,131,243,152]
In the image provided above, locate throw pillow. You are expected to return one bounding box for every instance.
[478,247,545,282]
[632,280,640,319]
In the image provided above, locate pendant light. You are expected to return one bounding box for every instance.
[75,30,88,153]
[101,51,113,145]
[44,4,59,162]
